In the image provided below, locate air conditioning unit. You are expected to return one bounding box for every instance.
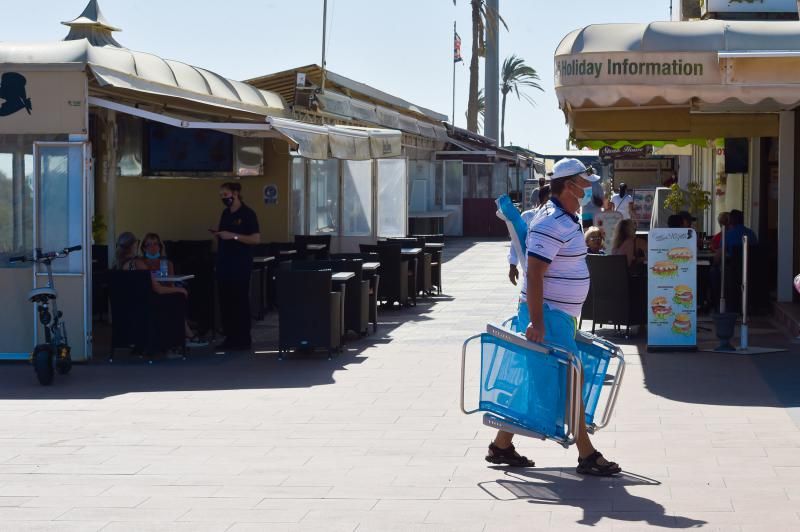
[701,0,799,19]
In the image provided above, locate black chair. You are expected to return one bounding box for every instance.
[164,240,215,335]
[276,270,342,359]
[331,253,380,332]
[387,237,432,296]
[91,244,109,321]
[361,244,409,307]
[585,255,645,337]
[107,270,187,362]
[377,242,418,304]
[332,259,370,336]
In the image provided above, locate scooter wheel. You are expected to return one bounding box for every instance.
[32,344,55,386]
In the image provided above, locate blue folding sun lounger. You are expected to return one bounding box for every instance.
[461,322,625,448]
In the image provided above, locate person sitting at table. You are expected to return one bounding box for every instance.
[584,226,605,255]
[114,232,206,346]
[667,214,683,229]
[710,212,730,252]
[611,219,645,271]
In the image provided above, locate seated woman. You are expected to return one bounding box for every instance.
[584,226,605,255]
[611,219,645,271]
[114,232,206,347]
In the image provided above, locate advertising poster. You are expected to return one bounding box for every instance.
[632,187,656,229]
[592,211,623,255]
[647,228,697,351]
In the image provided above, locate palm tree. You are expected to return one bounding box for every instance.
[466,0,506,133]
[465,88,486,133]
[500,54,543,146]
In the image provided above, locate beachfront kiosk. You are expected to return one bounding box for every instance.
[0,1,404,362]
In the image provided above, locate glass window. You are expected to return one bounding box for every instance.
[377,158,407,237]
[0,153,14,255]
[308,159,339,235]
[491,162,509,198]
[463,163,492,199]
[291,158,306,235]
[342,160,372,236]
[117,114,143,177]
[235,137,264,177]
[435,162,444,208]
[38,145,84,273]
[444,160,462,206]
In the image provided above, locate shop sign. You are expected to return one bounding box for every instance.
[600,145,653,159]
[614,159,673,171]
[555,52,721,86]
[647,228,698,351]
[703,0,797,14]
[0,70,86,135]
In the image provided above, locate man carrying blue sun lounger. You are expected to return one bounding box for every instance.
[488,158,622,477]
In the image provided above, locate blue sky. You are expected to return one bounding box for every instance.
[8,1,669,152]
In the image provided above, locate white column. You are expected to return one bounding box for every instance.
[777,112,795,302]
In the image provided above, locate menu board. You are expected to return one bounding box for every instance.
[593,211,623,255]
[647,228,697,351]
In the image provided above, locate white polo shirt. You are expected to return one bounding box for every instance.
[523,198,590,318]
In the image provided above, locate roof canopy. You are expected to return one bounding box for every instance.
[555,20,800,142]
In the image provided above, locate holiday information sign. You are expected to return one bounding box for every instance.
[647,228,698,351]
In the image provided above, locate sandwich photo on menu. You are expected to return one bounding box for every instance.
[672,313,692,335]
[667,247,692,263]
[651,260,678,277]
[672,285,693,307]
[650,296,673,320]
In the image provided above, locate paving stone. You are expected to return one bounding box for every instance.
[0,239,797,531]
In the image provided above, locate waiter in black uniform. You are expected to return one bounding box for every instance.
[212,182,260,350]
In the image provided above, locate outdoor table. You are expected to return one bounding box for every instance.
[423,243,444,250]
[279,249,297,256]
[401,247,423,256]
[330,272,354,343]
[154,274,195,283]
[306,244,327,251]
[362,262,380,272]
[252,257,275,319]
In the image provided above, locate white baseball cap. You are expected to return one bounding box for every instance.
[548,158,600,182]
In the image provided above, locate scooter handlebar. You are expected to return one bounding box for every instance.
[64,245,82,253]
[8,255,27,264]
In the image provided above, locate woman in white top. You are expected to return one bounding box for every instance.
[610,182,633,220]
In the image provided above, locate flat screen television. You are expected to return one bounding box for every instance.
[146,122,233,173]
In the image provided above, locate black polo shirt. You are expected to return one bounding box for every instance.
[216,202,259,281]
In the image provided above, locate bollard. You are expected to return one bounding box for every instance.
[719,224,726,314]
[740,235,749,351]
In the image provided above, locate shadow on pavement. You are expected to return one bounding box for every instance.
[0,292,446,401]
[482,468,706,529]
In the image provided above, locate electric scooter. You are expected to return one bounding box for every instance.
[9,246,82,385]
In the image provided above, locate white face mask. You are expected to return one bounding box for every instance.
[569,181,592,207]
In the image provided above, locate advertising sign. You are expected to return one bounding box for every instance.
[0,70,87,135]
[647,228,697,351]
[703,0,797,14]
[592,211,623,255]
[631,187,656,229]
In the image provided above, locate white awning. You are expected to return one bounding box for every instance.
[90,96,398,160]
[556,20,800,111]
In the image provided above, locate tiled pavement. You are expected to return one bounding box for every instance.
[0,239,799,531]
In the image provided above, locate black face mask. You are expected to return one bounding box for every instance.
[222,197,234,207]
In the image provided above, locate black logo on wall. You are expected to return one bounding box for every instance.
[0,72,33,117]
